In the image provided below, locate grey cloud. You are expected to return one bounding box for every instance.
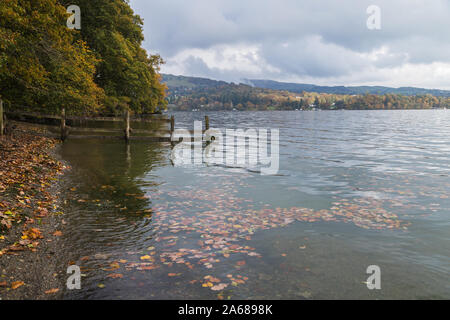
[130,0,450,87]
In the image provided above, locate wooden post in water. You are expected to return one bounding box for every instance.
[170,115,175,134]
[124,109,130,142]
[60,108,67,141]
[0,99,3,137]
[205,115,210,131]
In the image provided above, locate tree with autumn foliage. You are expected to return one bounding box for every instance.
[0,0,103,114]
[59,0,167,114]
[1,0,167,115]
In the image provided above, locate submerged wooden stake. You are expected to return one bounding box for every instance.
[205,115,210,131]
[124,109,130,142]
[60,108,67,141]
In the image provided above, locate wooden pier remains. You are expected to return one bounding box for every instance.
[4,108,174,142]
[2,106,213,143]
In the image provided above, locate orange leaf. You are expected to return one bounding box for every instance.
[140,266,157,270]
[53,231,63,237]
[11,281,24,289]
[168,273,181,277]
[45,288,59,294]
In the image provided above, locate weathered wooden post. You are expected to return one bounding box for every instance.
[124,109,130,142]
[205,115,210,131]
[60,108,67,141]
[170,115,175,133]
[0,99,3,137]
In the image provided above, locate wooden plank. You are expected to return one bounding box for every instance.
[68,127,171,134]
[131,128,172,134]
[67,116,122,122]
[4,111,171,123]
[68,127,123,133]
[5,111,61,120]
[66,116,171,123]
[67,135,123,140]
[132,117,171,123]
[9,120,57,131]
[66,135,172,142]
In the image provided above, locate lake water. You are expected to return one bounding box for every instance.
[58,110,449,299]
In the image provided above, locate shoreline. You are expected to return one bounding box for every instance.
[0,126,69,300]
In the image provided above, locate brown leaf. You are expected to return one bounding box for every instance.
[22,228,43,240]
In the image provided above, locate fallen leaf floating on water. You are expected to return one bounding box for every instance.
[53,231,63,237]
[11,281,25,290]
[202,282,213,288]
[168,273,181,277]
[107,273,123,279]
[103,262,120,271]
[211,283,228,291]
[45,288,59,294]
[75,173,430,293]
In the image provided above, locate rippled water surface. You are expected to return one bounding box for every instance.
[59,110,450,299]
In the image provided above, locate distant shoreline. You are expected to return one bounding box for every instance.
[167,108,449,112]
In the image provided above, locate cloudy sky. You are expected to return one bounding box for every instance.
[129,0,450,89]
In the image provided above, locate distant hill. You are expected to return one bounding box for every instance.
[162,74,450,97]
[244,79,450,97]
[162,74,228,90]
[160,74,450,111]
